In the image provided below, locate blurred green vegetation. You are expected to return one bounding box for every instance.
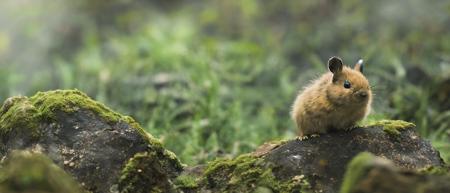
[0,0,449,165]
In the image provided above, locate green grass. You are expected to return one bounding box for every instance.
[0,0,449,164]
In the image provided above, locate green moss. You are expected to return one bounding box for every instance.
[0,89,165,147]
[174,174,199,189]
[31,90,165,148]
[119,151,182,193]
[367,120,416,135]
[28,89,122,122]
[418,165,450,175]
[0,89,126,139]
[340,152,377,193]
[341,153,450,193]
[0,96,41,139]
[0,150,83,193]
[202,154,311,193]
[340,152,396,193]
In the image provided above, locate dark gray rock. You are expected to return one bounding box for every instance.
[0,90,183,193]
[264,121,444,193]
[187,120,444,193]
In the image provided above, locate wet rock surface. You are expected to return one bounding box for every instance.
[0,90,183,193]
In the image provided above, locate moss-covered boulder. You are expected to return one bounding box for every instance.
[0,150,83,193]
[194,120,444,193]
[341,152,450,193]
[199,154,312,193]
[0,90,183,193]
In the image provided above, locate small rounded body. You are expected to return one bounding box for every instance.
[291,57,372,136]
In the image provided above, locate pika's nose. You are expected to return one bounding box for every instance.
[357,91,368,98]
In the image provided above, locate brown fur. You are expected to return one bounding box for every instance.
[291,57,372,136]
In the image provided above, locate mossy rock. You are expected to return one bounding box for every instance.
[0,90,183,193]
[198,154,312,193]
[119,151,180,193]
[341,152,450,193]
[0,150,83,193]
[195,120,443,193]
[174,174,199,190]
[366,120,415,136]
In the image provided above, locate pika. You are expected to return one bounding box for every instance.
[291,56,372,137]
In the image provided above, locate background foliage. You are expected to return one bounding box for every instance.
[0,0,449,165]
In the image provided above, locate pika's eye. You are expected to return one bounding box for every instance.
[343,80,351,89]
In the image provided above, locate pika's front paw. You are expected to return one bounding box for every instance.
[296,134,320,141]
[345,126,359,132]
[296,136,308,141]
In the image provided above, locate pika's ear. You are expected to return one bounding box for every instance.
[328,56,343,74]
[354,59,364,73]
